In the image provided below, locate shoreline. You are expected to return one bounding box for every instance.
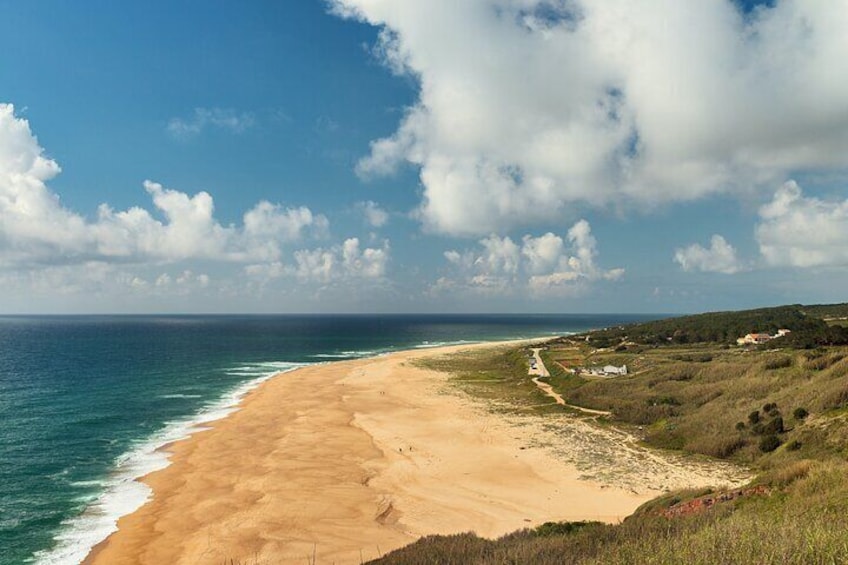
[35,365,307,565]
[82,340,744,564]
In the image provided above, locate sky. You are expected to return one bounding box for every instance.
[1,0,847,314]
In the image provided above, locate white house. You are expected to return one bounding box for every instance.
[737,329,792,346]
[738,333,773,345]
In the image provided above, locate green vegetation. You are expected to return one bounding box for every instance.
[547,344,848,462]
[582,303,848,347]
[415,345,567,415]
[384,303,848,564]
[802,303,848,320]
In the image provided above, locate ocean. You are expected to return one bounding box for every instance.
[0,314,660,564]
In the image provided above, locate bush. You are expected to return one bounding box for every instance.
[763,402,779,416]
[647,396,680,407]
[793,407,809,420]
[820,387,848,411]
[759,434,782,453]
[735,421,746,431]
[748,410,761,425]
[765,356,793,370]
[763,416,784,435]
[533,521,601,537]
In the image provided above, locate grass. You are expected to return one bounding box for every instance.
[415,345,569,416]
[535,342,848,464]
[376,340,848,564]
[419,341,848,464]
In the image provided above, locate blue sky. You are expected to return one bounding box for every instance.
[1,0,847,314]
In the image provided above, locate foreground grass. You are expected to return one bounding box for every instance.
[390,341,848,564]
[370,459,848,564]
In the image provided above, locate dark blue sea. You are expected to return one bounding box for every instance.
[0,314,660,564]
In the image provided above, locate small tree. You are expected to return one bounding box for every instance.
[763,402,780,417]
[793,407,809,420]
[748,410,761,425]
[763,416,784,435]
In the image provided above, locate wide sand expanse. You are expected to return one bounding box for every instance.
[85,341,745,564]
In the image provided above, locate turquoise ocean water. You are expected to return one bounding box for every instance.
[0,314,660,564]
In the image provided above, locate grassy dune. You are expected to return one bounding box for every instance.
[546,343,848,464]
[386,338,848,564]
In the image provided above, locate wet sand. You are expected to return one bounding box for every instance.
[85,342,744,564]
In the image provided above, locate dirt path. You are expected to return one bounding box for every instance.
[529,349,612,417]
[531,376,612,417]
[518,350,746,492]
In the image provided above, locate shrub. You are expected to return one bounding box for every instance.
[647,396,680,407]
[763,416,784,435]
[748,410,761,425]
[820,387,848,411]
[804,352,845,371]
[692,436,746,459]
[793,407,809,420]
[765,356,793,370]
[533,521,601,537]
[759,434,782,453]
[735,421,746,431]
[787,440,802,451]
[763,402,779,415]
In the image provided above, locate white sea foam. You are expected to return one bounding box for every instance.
[310,350,377,359]
[69,479,107,488]
[158,393,203,399]
[413,339,475,349]
[31,362,307,565]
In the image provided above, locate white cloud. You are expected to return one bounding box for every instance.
[437,219,622,297]
[756,180,848,268]
[674,234,743,274]
[357,200,389,228]
[167,107,255,138]
[242,201,330,262]
[334,1,848,235]
[0,262,213,303]
[0,103,327,268]
[0,103,399,308]
[292,238,390,283]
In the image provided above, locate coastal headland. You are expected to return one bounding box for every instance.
[84,341,743,564]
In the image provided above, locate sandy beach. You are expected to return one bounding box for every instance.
[84,341,746,564]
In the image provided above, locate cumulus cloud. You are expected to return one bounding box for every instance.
[292,238,390,283]
[437,219,622,297]
[757,181,848,268]
[357,200,389,228]
[167,107,255,138]
[0,103,327,268]
[333,0,848,235]
[674,234,743,274]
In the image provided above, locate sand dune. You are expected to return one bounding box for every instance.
[85,342,745,564]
